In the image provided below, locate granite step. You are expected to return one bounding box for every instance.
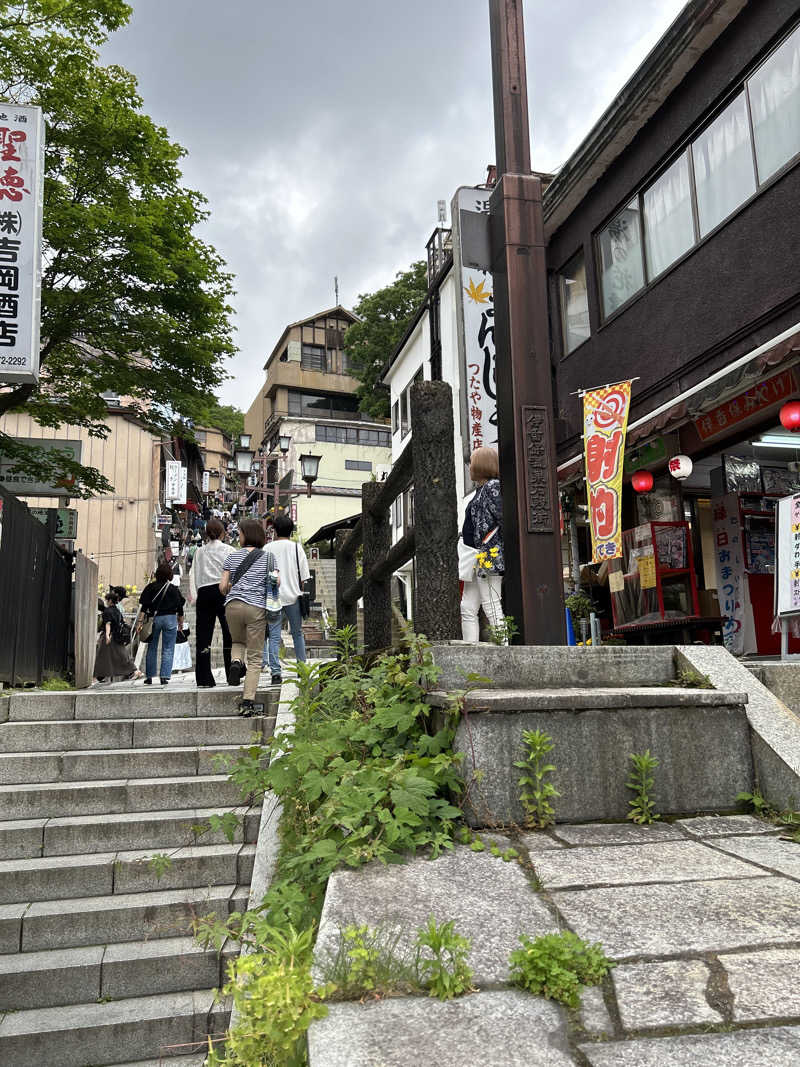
[0,714,273,752]
[0,805,261,859]
[5,687,280,722]
[0,988,231,1067]
[0,934,239,1011]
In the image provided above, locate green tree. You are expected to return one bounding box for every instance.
[191,399,244,443]
[0,1,236,496]
[344,261,427,419]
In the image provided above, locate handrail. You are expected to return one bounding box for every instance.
[369,530,415,583]
[368,445,413,519]
[342,576,364,607]
[339,517,363,558]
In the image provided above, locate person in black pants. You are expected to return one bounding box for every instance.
[188,518,233,686]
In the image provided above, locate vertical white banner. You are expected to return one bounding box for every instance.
[0,103,44,384]
[201,470,210,493]
[165,460,180,503]
[711,493,756,654]
[177,465,187,506]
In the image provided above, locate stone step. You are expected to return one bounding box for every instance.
[0,934,238,1011]
[0,805,261,859]
[6,686,280,722]
[0,988,230,1067]
[114,1059,207,1067]
[0,773,248,820]
[2,883,237,953]
[0,713,273,753]
[0,842,256,904]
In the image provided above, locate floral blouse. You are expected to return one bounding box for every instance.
[465,478,504,575]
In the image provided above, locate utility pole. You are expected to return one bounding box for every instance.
[488,0,564,644]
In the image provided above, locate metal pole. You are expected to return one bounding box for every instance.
[488,0,564,644]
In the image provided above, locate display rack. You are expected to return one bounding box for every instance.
[609,521,700,632]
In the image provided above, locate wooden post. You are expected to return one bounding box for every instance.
[334,528,357,633]
[410,381,461,641]
[362,481,392,652]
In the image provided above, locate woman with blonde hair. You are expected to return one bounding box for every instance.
[460,446,505,643]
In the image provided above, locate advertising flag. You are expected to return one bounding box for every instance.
[583,381,632,562]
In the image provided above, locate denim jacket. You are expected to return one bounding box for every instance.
[465,479,504,575]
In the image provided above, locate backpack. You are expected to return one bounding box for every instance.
[110,606,132,645]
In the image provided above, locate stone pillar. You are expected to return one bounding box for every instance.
[362,481,392,652]
[410,381,461,642]
[334,529,357,633]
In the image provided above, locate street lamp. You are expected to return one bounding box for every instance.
[299,453,321,498]
[279,434,291,455]
[239,433,252,449]
[234,444,254,474]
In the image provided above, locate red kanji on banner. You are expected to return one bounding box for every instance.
[585,429,623,484]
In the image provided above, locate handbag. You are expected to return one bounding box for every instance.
[264,550,281,622]
[137,582,170,643]
[295,543,311,619]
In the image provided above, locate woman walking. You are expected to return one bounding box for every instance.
[219,518,279,716]
[460,446,506,643]
[93,591,141,683]
[189,518,233,687]
[263,512,309,686]
[138,561,185,684]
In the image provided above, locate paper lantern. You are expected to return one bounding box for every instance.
[779,400,800,432]
[631,470,654,493]
[668,454,693,480]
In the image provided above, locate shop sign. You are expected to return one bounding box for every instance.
[165,460,180,503]
[0,103,45,385]
[711,493,746,653]
[695,369,795,442]
[0,437,82,496]
[29,507,77,539]
[156,514,171,529]
[583,381,632,562]
[775,492,800,616]
[201,470,210,493]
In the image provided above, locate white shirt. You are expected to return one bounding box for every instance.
[269,539,311,606]
[189,539,231,600]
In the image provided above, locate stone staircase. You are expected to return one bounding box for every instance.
[0,685,277,1066]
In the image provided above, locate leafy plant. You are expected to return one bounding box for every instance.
[515,729,559,829]
[509,931,614,1009]
[735,789,775,818]
[415,916,474,1000]
[627,751,660,825]
[39,675,73,691]
[489,615,519,646]
[565,593,593,622]
[670,667,714,689]
[324,923,421,999]
[147,853,173,880]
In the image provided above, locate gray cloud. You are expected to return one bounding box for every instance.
[102,0,686,405]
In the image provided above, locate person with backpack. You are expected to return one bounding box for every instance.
[138,561,185,685]
[93,590,142,683]
[261,512,309,686]
[460,446,506,643]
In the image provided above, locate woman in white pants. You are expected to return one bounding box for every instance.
[460,447,506,643]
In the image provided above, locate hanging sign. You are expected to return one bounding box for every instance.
[775,492,800,617]
[201,470,210,493]
[177,465,187,506]
[695,368,795,441]
[711,493,747,653]
[165,460,181,503]
[583,381,632,562]
[0,103,45,385]
[30,507,78,539]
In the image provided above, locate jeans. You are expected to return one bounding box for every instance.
[225,599,266,702]
[460,575,504,643]
[194,585,232,687]
[145,613,178,679]
[264,598,307,675]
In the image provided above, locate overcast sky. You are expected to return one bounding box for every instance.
[102,0,687,408]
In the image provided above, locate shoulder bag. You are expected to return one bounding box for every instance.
[295,543,311,618]
[137,582,170,643]
[265,550,282,622]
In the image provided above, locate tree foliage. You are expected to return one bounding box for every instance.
[0,1,236,495]
[343,261,427,419]
[191,399,243,443]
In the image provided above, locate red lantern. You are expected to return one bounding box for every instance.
[779,400,800,432]
[631,470,654,493]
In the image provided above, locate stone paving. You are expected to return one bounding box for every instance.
[309,815,800,1066]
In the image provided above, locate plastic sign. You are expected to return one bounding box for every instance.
[0,103,45,384]
[583,381,632,562]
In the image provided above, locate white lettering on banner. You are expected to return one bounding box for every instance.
[177,466,187,506]
[711,493,746,654]
[164,460,180,503]
[201,470,210,493]
[0,103,44,384]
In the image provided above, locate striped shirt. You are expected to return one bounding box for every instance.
[222,548,277,609]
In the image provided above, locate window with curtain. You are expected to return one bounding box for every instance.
[692,92,756,237]
[643,152,695,278]
[597,199,645,317]
[748,24,800,183]
[559,252,590,354]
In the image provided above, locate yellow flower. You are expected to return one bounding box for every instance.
[490,547,499,557]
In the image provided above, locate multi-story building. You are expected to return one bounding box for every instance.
[194,425,233,503]
[244,305,392,540]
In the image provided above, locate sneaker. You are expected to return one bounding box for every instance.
[271,674,282,686]
[143,677,153,685]
[238,699,255,717]
[229,660,244,686]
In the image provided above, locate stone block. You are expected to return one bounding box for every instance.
[237,843,256,884]
[552,876,800,960]
[455,702,753,825]
[551,822,685,847]
[0,718,133,753]
[577,985,613,1036]
[612,959,722,1030]
[517,831,566,852]
[132,715,258,748]
[712,834,800,880]
[580,1026,800,1065]
[0,693,8,723]
[123,774,243,814]
[0,901,26,953]
[0,751,62,786]
[307,990,573,1067]
[314,846,557,987]
[0,851,114,904]
[8,691,76,721]
[676,814,779,837]
[0,944,103,1010]
[112,843,240,894]
[0,779,129,820]
[75,689,197,720]
[429,643,676,691]
[532,840,761,891]
[722,947,800,1021]
[0,817,45,859]
[755,663,800,715]
[101,935,220,999]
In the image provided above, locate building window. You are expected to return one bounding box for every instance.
[692,92,756,238]
[345,459,373,472]
[642,152,695,279]
[288,390,360,419]
[559,252,590,354]
[748,24,800,183]
[392,400,399,435]
[401,387,410,437]
[300,343,326,372]
[597,198,645,317]
[315,425,389,448]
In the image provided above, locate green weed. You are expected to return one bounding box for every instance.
[626,750,660,825]
[509,931,614,1009]
[515,729,559,829]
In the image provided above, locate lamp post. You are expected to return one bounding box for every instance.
[300,453,321,498]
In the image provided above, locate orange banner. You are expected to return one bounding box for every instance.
[583,381,632,563]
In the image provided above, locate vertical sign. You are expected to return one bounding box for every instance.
[201,470,210,493]
[164,460,180,503]
[452,187,496,457]
[177,465,187,506]
[583,381,632,562]
[712,493,747,653]
[0,103,44,384]
[775,492,800,617]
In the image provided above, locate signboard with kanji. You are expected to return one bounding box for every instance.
[712,493,748,652]
[695,369,795,441]
[583,381,632,562]
[0,103,44,384]
[30,507,77,539]
[775,493,800,617]
[0,437,82,496]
